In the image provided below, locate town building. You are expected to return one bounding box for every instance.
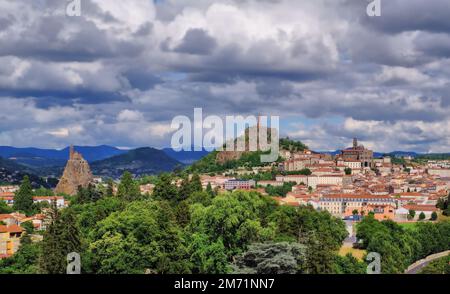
[224,180,256,191]
[0,224,23,258]
[341,138,373,168]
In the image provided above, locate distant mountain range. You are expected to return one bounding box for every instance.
[162,147,210,164]
[0,157,51,188]
[0,145,127,167]
[91,147,184,178]
[0,145,210,167]
[0,145,211,182]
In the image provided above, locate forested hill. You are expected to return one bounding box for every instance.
[188,137,309,173]
[90,147,184,178]
[0,157,49,187]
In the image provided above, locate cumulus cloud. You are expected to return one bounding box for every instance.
[0,0,449,152]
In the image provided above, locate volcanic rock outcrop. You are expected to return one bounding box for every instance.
[55,145,93,195]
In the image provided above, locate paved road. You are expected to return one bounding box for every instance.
[405,251,450,274]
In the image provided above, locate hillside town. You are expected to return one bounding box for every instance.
[1,138,449,263]
[195,138,447,222]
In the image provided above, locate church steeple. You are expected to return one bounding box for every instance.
[69,145,75,159]
[353,138,358,149]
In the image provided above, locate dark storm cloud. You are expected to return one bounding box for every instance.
[0,16,143,62]
[123,68,163,91]
[360,0,450,34]
[1,0,450,150]
[174,28,218,55]
[414,33,450,58]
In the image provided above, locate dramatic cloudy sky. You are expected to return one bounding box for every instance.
[1,0,450,152]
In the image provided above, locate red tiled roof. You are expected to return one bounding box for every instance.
[0,224,23,233]
[324,194,392,200]
[402,205,438,212]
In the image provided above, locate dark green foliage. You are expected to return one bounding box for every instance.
[431,211,438,221]
[187,191,277,260]
[0,235,40,274]
[90,147,183,178]
[279,138,308,152]
[13,176,34,215]
[206,182,215,197]
[40,205,81,274]
[188,191,213,207]
[0,199,13,213]
[153,173,178,202]
[418,255,450,274]
[283,168,312,176]
[177,174,191,201]
[21,221,34,234]
[89,200,191,274]
[188,233,229,274]
[175,200,191,227]
[71,196,124,237]
[419,212,426,221]
[33,187,55,196]
[190,173,203,193]
[233,242,307,274]
[344,167,352,175]
[356,216,450,273]
[267,205,348,273]
[437,196,450,216]
[117,171,141,201]
[106,179,114,197]
[332,254,366,274]
[264,182,295,197]
[76,183,103,204]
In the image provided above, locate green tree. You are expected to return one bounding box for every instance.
[40,204,81,274]
[21,221,34,235]
[177,174,191,201]
[332,253,366,274]
[33,187,55,196]
[106,179,115,197]
[153,173,178,202]
[0,200,13,214]
[430,211,438,221]
[418,212,426,221]
[13,176,34,215]
[175,200,191,227]
[188,233,229,274]
[188,191,276,259]
[89,200,190,274]
[206,182,214,197]
[117,171,140,201]
[190,173,203,193]
[408,209,416,220]
[76,183,102,204]
[344,168,352,175]
[233,242,307,274]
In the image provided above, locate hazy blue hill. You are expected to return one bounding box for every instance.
[0,145,127,167]
[91,147,184,178]
[163,147,210,164]
[0,156,49,187]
